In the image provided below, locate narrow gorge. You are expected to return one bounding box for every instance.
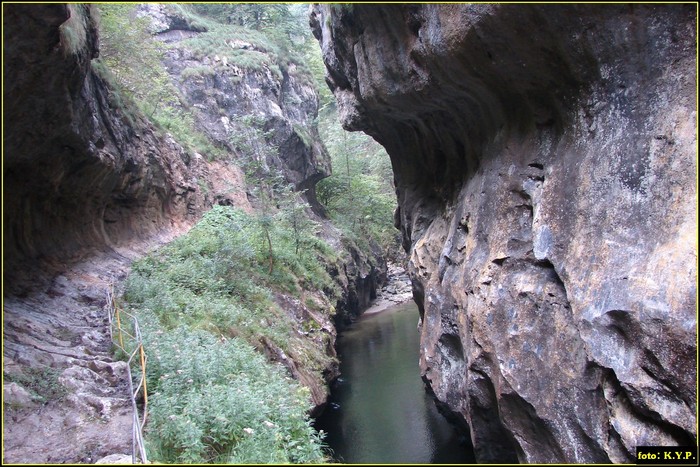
[3,3,697,465]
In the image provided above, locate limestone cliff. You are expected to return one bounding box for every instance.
[312,3,697,462]
[3,4,212,292]
[138,3,331,214]
[137,2,386,327]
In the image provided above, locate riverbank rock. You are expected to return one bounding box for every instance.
[94,453,134,464]
[374,262,413,305]
[312,4,696,463]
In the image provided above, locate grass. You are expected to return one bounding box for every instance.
[170,5,312,83]
[59,4,90,55]
[122,205,341,463]
[149,106,228,161]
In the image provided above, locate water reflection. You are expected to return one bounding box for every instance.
[314,301,476,464]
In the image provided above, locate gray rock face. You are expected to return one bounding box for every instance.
[144,5,332,215]
[3,4,210,294]
[143,5,385,325]
[312,4,696,462]
[3,7,210,461]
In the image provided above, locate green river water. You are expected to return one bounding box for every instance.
[314,301,477,464]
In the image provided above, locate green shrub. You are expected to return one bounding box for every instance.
[180,65,217,80]
[123,205,340,463]
[316,103,400,256]
[141,325,326,463]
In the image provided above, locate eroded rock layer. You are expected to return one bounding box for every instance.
[3,4,211,293]
[3,5,212,462]
[312,4,697,462]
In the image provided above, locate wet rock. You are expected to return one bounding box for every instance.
[324,232,387,326]
[313,3,696,463]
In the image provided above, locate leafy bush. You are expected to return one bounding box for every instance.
[123,205,341,463]
[141,324,326,463]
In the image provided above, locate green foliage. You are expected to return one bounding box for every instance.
[90,59,140,128]
[191,4,289,31]
[303,41,334,110]
[97,4,175,116]
[317,104,399,255]
[95,4,226,160]
[180,65,217,80]
[230,115,290,185]
[150,106,226,161]
[141,324,326,463]
[184,28,283,78]
[59,4,90,55]
[123,205,340,463]
[176,4,315,82]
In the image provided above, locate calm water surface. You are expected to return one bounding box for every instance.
[314,301,476,464]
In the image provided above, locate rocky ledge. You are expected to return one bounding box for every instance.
[364,262,414,316]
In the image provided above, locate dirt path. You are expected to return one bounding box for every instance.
[3,235,185,463]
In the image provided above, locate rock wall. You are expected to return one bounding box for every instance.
[312,3,697,463]
[143,3,384,322]
[139,4,386,328]
[325,235,386,327]
[3,4,213,294]
[139,3,331,214]
[3,4,215,462]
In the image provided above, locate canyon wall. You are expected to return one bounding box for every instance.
[312,4,697,462]
[3,4,214,462]
[3,4,213,293]
[136,3,386,325]
[2,4,379,462]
